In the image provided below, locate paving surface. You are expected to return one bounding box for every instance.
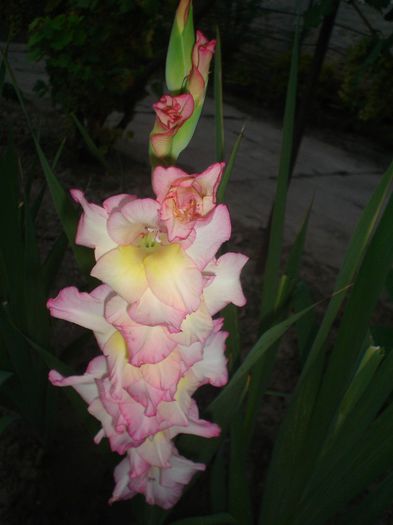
[253,0,392,57]
[3,42,391,272]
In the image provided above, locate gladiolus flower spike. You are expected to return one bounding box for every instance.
[48,162,247,509]
[48,1,247,510]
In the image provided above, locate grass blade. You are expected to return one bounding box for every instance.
[331,345,384,434]
[228,411,253,525]
[52,137,66,171]
[274,198,314,312]
[175,300,330,485]
[244,20,300,444]
[0,370,13,388]
[212,26,249,522]
[260,162,393,524]
[292,281,318,366]
[70,113,110,172]
[0,40,9,96]
[386,267,393,302]
[4,312,101,438]
[42,232,69,294]
[30,182,46,222]
[334,470,393,525]
[217,127,244,204]
[258,24,300,322]
[297,189,393,490]
[210,443,227,512]
[214,27,224,163]
[0,146,25,317]
[0,414,19,434]
[170,514,237,525]
[22,187,50,346]
[209,298,329,428]
[295,396,393,525]
[308,189,393,446]
[0,309,44,432]
[223,304,241,373]
[34,145,94,276]
[297,347,393,511]
[371,326,393,349]
[1,53,94,277]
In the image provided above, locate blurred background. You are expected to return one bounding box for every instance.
[0,0,393,144]
[1,0,393,147]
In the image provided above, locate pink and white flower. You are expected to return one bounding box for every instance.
[150,94,194,158]
[48,177,247,509]
[110,446,205,509]
[152,163,224,241]
[48,10,247,505]
[91,197,204,328]
[187,30,216,103]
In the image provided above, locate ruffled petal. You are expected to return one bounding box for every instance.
[167,400,220,440]
[91,246,148,304]
[144,244,202,313]
[136,432,172,469]
[161,200,196,242]
[107,198,160,245]
[103,194,136,213]
[128,288,185,330]
[194,162,224,214]
[105,294,177,365]
[71,189,116,259]
[152,166,189,203]
[102,331,129,399]
[110,457,136,503]
[192,329,228,387]
[185,205,231,269]
[177,341,204,369]
[140,351,183,396]
[96,378,161,447]
[114,448,205,509]
[88,397,141,453]
[170,301,213,346]
[161,452,205,488]
[47,286,114,347]
[123,366,169,417]
[48,355,106,403]
[204,252,248,315]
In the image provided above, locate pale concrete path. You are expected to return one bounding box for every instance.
[4,42,391,271]
[121,96,390,271]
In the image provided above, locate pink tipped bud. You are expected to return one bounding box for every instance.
[150,94,194,158]
[153,94,194,132]
[187,30,216,102]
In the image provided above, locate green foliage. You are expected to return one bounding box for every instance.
[0,51,101,442]
[165,0,194,92]
[170,514,237,525]
[260,162,393,525]
[364,0,392,11]
[0,0,47,38]
[210,0,262,56]
[28,0,175,145]
[303,0,337,29]
[0,144,52,438]
[340,36,393,122]
[0,414,19,435]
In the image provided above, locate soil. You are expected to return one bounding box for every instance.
[0,95,392,525]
